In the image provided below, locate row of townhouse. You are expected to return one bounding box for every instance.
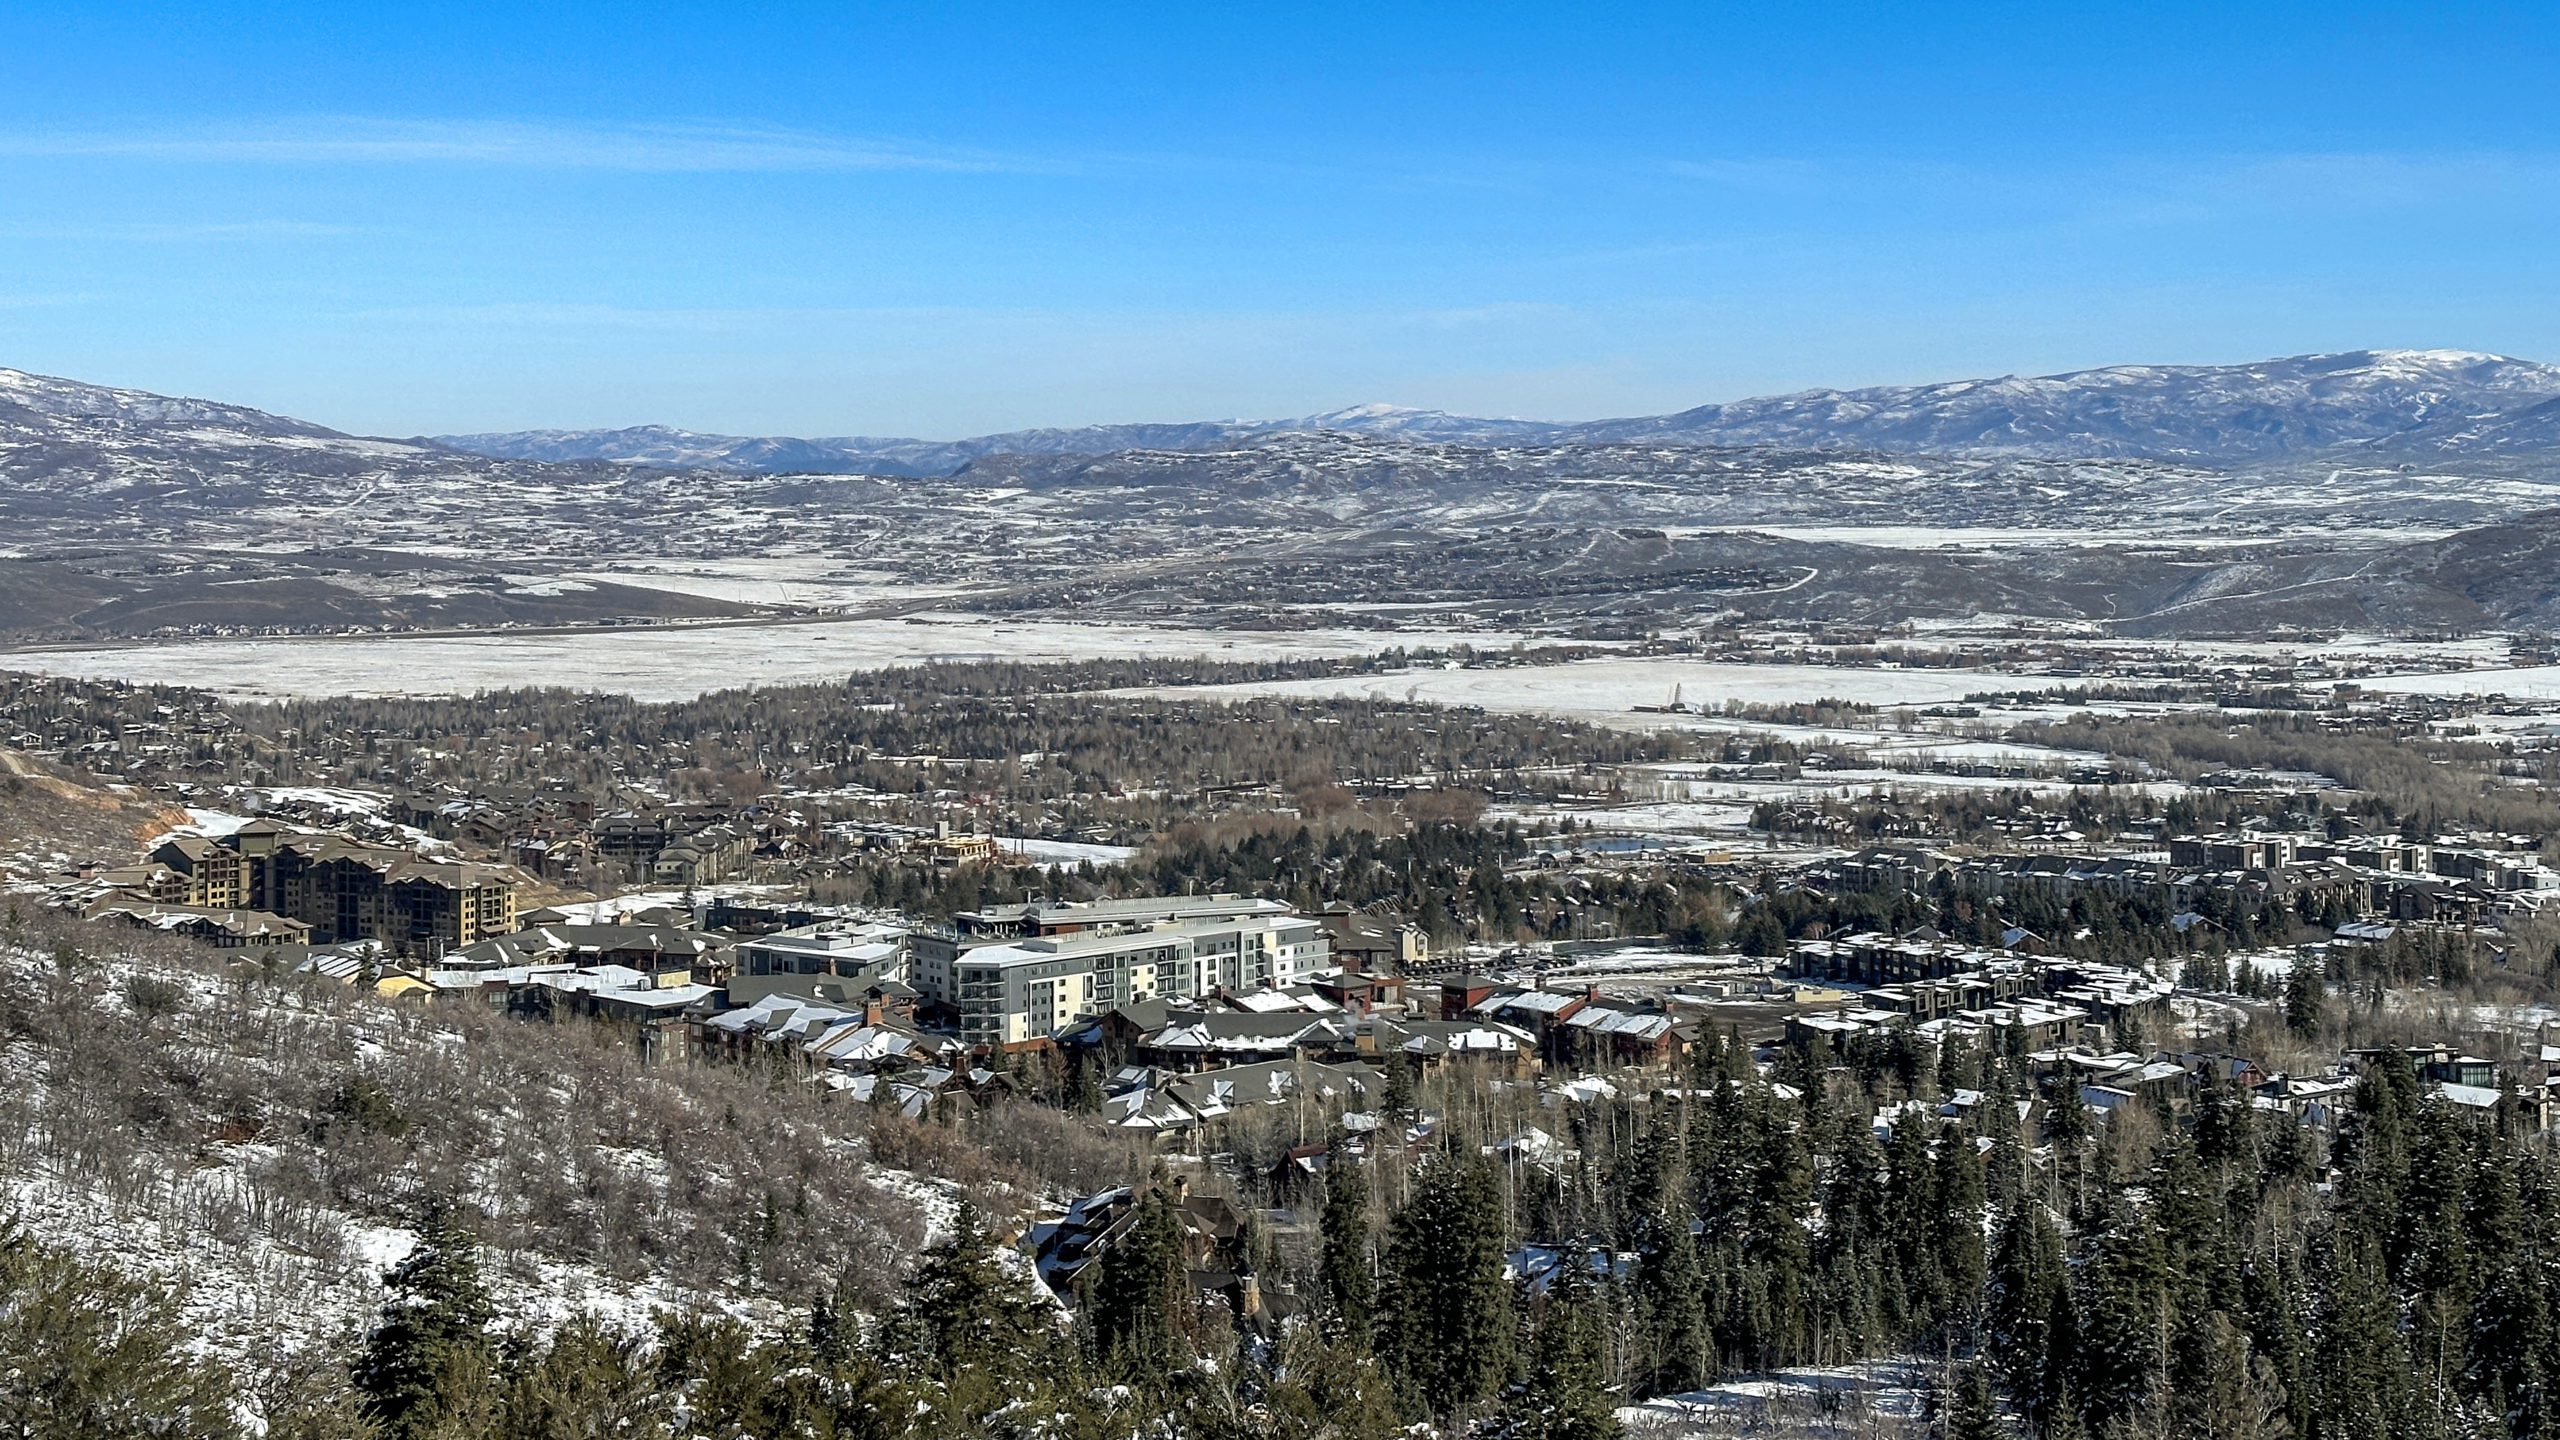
[1431,975,1701,1070]
[1782,933,2174,1051]
[82,897,313,949]
[2173,831,2560,891]
[440,920,730,986]
[2026,1042,2557,1135]
[1103,1058,1384,1133]
[1066,996,1541,1077]
[1817,834,2558,929]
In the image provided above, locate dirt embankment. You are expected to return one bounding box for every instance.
[0,747,183,871]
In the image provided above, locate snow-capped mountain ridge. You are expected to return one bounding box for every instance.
[11,354,2560,640]
[1562,348,2560,459]
[438,348,2560,473]
[0,365,353,437]
[435,402,1556,477]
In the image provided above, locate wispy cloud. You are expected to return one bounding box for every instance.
[0,117,1042,173]
[1661,157,1826,192]
[0,219,368,242]
[0,292,101,311]
[1638,147,2560,239]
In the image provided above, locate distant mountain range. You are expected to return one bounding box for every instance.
[437,349,2560,474]
[433,403,1564,478]
[9,348,2560,642]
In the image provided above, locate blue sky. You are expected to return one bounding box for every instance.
[3,3,2557,437]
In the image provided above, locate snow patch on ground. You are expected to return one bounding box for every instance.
[998,837,1142,867]
[1622,1357,1934,1436]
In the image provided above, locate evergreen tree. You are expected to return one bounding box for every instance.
[1986,1202,2070,1429]
[496,1314,668,1440]
[0,1223,239,1439]
[751,1336,903,1440]
[649,1314,776,1440]
[896,1202,1051,1381]
[2073,1202,2169,1423]
[1092,1185,1188,1375]
[1318,1153,1377,1344]
[2310,1236,2407,1440]
[1257,1324,1406,1440]
[1382,1051,1419,1120]
[1494,1268,1622,1440]
[1941,1358,2004,1440]
[1634,1212,1709,1396]
[2283,961,2324,1036]
[352,1204,501,1440]
[1929,1122,1989,1343]
[1067,1052,1105,1114]
[1381,1148,1514,1421]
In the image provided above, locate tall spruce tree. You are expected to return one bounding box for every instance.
[1986,1202,2070,1430]
[1929,1121,1989,1342]
[1381,1148,1514,1421]
[1092,1185,1188,1376]
[2283,961,2324,1036]
[1635,1212,1709,1396]
[2073,1202,2169,1423]
[351,1204,500,1440]
[1318,1152,1377,1345]
[897,1202,1050,1381]
[1495,1267,1622,1440]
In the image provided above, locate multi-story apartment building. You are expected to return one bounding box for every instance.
[137,834,252,908]
[909,895,1291,1001]
[2167,833,2299,871]
[913,897,1332,1050]
[226,823,520,954]
[729,921,910,1004]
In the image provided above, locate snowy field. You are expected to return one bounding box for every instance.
[2353,664,2560,700]
[1133,658,2058,727]
[557,557,982,608]
[0,615,1523,701]
[1669,523,2462,550]
[1492,800,1762,835]
[998,837,1141,866]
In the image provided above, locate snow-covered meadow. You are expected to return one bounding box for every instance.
[0,614,1526,701]
[1131,657,2048,727]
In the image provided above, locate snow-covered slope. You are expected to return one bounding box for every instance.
[0,366,353,436]
[0,365,634,522]
[0,913,936,1370]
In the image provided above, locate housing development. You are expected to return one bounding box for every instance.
[17,618,2560,1437]
[8,28,2560,1423]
